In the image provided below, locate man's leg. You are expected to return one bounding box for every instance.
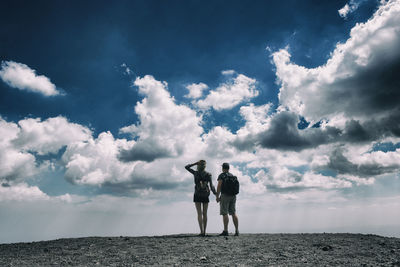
[232,213,239,234]
[223,214,229,232]
[202,203,208,234]
[195,202,204,234]
[219,195,229,235]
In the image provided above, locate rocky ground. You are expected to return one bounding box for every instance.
[1,233,400,266]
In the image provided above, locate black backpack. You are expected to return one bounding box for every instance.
[221,173,239,196]
[196,172,211,198]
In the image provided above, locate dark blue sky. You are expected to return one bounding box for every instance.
[0,0,373,136]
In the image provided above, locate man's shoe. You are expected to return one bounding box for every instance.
[219,231,228,236]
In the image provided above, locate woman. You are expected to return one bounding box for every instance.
[185,160,216,236]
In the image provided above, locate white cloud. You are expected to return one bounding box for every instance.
[0,61,61,96]
[274,0,400,123]
[0,182,74,203]
[255,167,352,190]
[221,69,236,76]
[119,75,204,162]
[0,116,92,184]
[61,75,206,189]
[0,183,49,201]
[62,131,137,185]
[338,0,368,18]
[237,103,272,136]
[338,3,352,18]
[184,82,208,99]
[14,116,92,155]
[195,74,259,111]
[0,117,40,181]
[202,126,236,159]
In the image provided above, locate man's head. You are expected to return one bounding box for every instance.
[197,160,206,171]
[222,162,229,172]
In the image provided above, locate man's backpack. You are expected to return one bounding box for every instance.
[221,173,239,196]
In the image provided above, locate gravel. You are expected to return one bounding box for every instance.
[1,233,400,266]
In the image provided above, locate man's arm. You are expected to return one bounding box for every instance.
[216,179,222,202]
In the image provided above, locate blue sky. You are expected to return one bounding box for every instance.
[1,0,400,243]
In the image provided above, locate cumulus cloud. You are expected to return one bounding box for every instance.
[184,82,208,99]
[233,109,399,153]
[61,130,199,192]
[323,147,400,178]
[62,131,137,185]
[0,182,74,203]
[263,0,400,152]
[119,75,203,162]
[4,1,400,199]
[255,167,352,191]
[0,61,61,96]
[87,1,400,193]
[237,103,272,136]
[195,74,258,110]
[0,116,92,184]
[13,116,92,155]
[275,0,400,123]
[0,117,37,182]
[0,183,49,201]
[202,126,236,159]
[38,75,204,191]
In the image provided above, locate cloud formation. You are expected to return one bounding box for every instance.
[0,117,37,182]
[232,0,400,153]
[13,116,92,155]
[62,131,136,185]
[275,0,400,124]
[195,74,258,110]
[119,75,203,162]
[0,116,92,183]
[0,61,61,96]
[184,82,208,99]
[324,146,400,178]
[338,0,367,18]
[2,1,400,201]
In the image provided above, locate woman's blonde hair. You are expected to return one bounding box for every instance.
[197,160,206,172]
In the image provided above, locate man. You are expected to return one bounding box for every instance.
[216,162,239,236]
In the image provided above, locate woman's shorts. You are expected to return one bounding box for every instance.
[193,193,209,203]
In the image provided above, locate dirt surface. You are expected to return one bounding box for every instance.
[1,233,400,266]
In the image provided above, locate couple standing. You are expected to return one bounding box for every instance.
[185,160,239,237]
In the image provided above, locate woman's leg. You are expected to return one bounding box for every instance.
[195,202,204,234]
[202,203,208,235]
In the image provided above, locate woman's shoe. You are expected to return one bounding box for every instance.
[219,231,228,236]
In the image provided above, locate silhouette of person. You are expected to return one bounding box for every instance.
[216,162,239,236]
[185,160,216,236]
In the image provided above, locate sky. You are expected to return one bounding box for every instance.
[1,0,400,243]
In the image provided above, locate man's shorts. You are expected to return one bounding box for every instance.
[220,194,236,215]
